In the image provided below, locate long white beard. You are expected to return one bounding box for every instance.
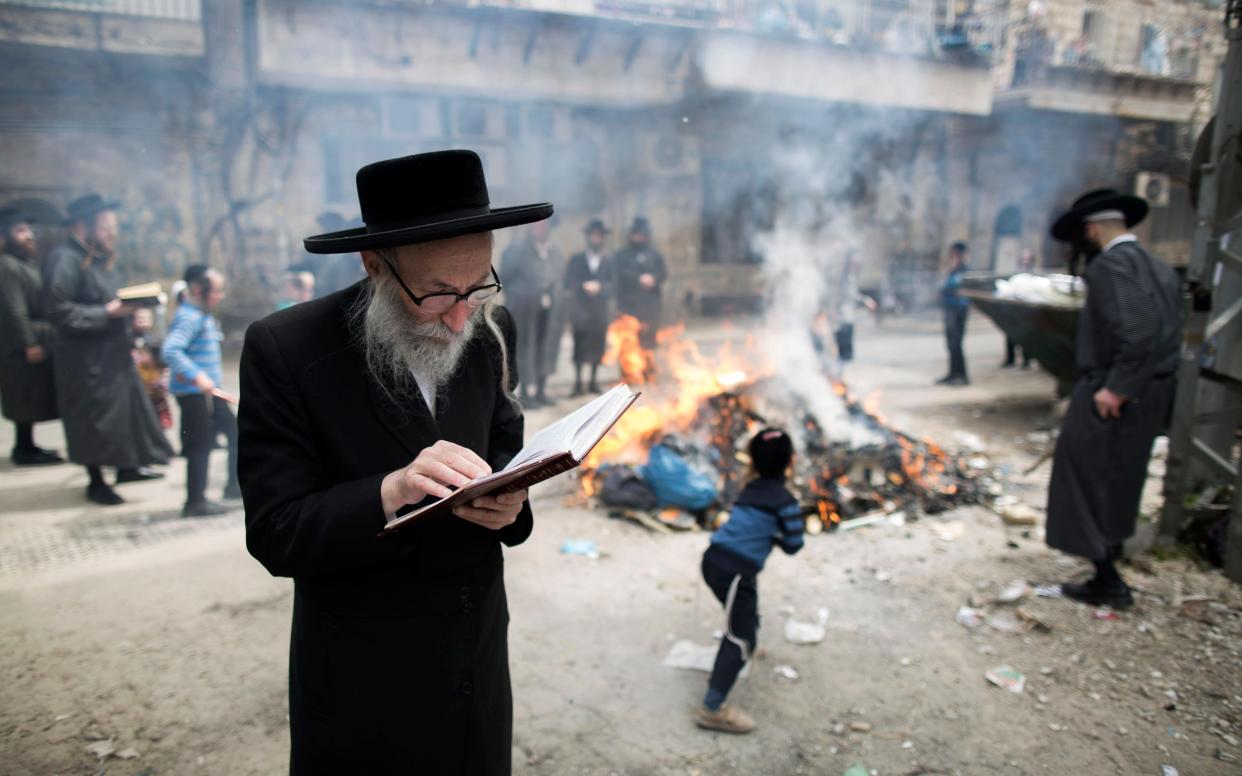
[353,274,478,401]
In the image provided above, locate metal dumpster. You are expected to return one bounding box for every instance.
[959,279,1082,397]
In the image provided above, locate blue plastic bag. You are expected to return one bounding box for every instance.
[639,444,718,511]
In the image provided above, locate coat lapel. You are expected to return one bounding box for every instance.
[360,352,440,461]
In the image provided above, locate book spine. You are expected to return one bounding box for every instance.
[499,456,578,492]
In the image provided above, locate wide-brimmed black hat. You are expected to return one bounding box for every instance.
[304,150,553,254]
[65,193,120,225]
[584,218,610,235]
[1051,188,1148,242]
[628,216,651,235]
[0,205,33,231]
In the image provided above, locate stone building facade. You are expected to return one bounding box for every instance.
[0,0,1228,320]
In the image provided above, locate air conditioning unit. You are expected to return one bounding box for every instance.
[1134,171,1171,207]
[641,132,698,176]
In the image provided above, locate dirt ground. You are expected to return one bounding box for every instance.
[2,312,1239,776]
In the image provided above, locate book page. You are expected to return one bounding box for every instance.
[502,384,632,471]
[569,386,637,460]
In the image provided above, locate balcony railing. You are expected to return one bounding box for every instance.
[432,0,1004,60]
[0,0,201,21]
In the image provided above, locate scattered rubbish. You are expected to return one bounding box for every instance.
[1161,766,1179,776]
[784,609,829,645]
[873,570,893,583]
[86,740,116,760]
[640,444,718,511]
[662,640,717,672]
[843,764,870,776]
[985,665,1026,694]
[607,509,671,534]
[986,612,1021,633]
[1049,723,1063,732]
[952,430,986,452]
[837,510,906,533]
[901,740,913,749]
[774,664,799,680]
[996,580,1032,604]
[1093,609,1120,621]
[657,507,698,531]
[955,606,987,628]
[930,521,965,542]
[116,748,141,760]
[900,657,912,666]
[999,502,1042,526]
[1016,608,1053,633]
[1216,748,1238,763]
[1035,584,1063,598]
[596,464,658,510]
[849,721,873,733]
[559,539,600,559]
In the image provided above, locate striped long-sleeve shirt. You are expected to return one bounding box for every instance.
[161,300,223,396]
[709,477,804,573]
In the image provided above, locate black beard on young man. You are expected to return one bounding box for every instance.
[351,271,480,401]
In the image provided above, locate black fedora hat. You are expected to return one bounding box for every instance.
[584,218,610,235]
[65,193,120,225]
[0,205,33,231]
[628,216,651,235]
[1051,188,1148,242]
[304,150,553,254]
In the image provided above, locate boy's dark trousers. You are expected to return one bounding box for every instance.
[176,393,238,504]
[943,306,969,379]
[702,545,759,702]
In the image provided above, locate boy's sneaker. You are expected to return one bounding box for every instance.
[695,704,755,734]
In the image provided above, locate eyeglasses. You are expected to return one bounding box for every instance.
[380,254,503,315]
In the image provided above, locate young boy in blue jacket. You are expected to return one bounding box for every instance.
[695,427,804,734]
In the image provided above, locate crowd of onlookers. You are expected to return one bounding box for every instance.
[0,197,237,516]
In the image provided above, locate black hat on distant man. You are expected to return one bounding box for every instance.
[628,216,651,236]
[1051,188,1148,242]
[0,205,32,232]
[65,193,120,226]
[303,150,553,254]
[584,218,609,235]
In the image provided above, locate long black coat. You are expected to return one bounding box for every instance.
[1046,240,1181,560]
[238,282,533,775]
[0,251,58,422]
[500,236,563,385]
[42,241,171,467]
[612,244,666,346]
[563,250,613,365]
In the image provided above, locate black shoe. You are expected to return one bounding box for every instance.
[523,394,546,409]
[222,483,242,501]
[588,382,602,394]
[115,467,164,483]
[535,392,553,406]
[11,448,64,466]
[944,375,970,386]
[935,375,953,385]
[1062,579,1134,609]
[1000,361,1015,369]
[183,500,231,518]
[86,483,124,505]
[570,385,584,398]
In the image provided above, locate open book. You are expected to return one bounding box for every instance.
[378,383,640,536]
[116,282,167,307]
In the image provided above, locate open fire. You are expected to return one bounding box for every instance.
[579,315,988,531]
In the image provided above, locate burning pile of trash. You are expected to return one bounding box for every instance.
[575,315,993,533]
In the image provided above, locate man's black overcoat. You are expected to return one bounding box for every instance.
[238,281,533,775]
[1046,240,1181,560]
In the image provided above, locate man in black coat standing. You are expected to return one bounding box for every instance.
[239,150,550,775]
[0,206,62,465]
[1045,189,1181,609]
[563,218,613,396]
[44,195,172,504]
[500,218,563,407]
[612,216,667,351]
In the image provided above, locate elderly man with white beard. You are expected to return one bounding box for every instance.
[238,151,552,775]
